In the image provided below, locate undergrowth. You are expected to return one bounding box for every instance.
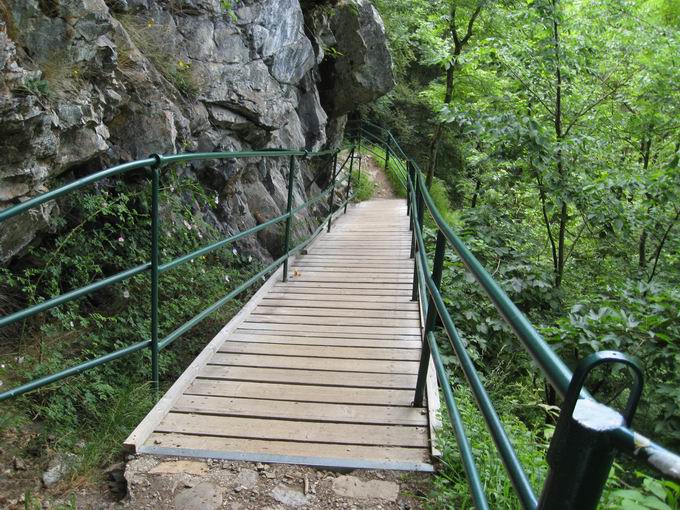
[0,168,261,482]
[360,144,459,225]
[351,166,377,201]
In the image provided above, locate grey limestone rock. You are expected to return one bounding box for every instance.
[0,0,394,263]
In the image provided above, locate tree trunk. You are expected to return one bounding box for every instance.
[470,176,481,207]
[425,2,482,188]
[552,0,566,289]
[426,62,456,188]
[638,132,652,271]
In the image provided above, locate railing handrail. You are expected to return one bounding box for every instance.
[350,122,680,509]
[0,144,358,401]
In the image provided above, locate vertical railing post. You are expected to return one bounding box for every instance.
[411,176,425,302]
[150,160,161,395]
[282,155,296,283]
[327,151,338,232]
[414,230,446,406]
[357,146,362,185]
[407,160,415,221]
[384,132,391,173]
[410,169,419,258]
[344,147,354,213]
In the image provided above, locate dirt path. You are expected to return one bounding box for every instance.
[359,153,397,199]
[118,456,431,510]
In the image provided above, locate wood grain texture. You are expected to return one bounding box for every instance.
[136,199,433,471]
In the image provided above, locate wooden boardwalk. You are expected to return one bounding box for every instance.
[125,199,434,472]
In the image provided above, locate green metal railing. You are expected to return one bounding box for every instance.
[2,121,679,509]
[348,121,680,510]
[0,144,360,401]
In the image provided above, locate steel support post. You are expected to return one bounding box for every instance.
[282,155,296,282]
[407,160,414,219]
[344,147,354,214]
[327,152,338,232]
[150,165,160,394]
[414,230,447,406]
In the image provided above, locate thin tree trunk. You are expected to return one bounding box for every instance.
[426,63,456,187]
[536,174,559,276]
[647,208,680,284]
[638,132,652,271]
[552,0,566,288]
[470,177,482,208]
[425,2,482,188]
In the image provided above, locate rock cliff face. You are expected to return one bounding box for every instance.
[0,0,394,262]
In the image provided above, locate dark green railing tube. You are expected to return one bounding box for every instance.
[407,160,415,221]
[411,184,425,302]
[414,230,447,407]
[357,140,362,184]
[409,171,419,259]
[0,340,151,402]
[415,170,574,399]
[428,332,490,510]
[282,155,297,283]
[384,133,391,172]
[344,148,354,214]
[150,163,161,393]
[327,152,338,233]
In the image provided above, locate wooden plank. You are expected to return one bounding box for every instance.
[198,365,417,389]
[288,273,414,283]
[263,293,417,305]
[210,353,419,374]
[172,395,427,426]
[260,298,418,311]
[271,286,412,296]
[218,341,421,361]
[253,306,420,319]
[277,282,413,290]
[238,322,421,337]
[227,332,421,349]
[245,314,419,328]
[310,250,412,255]
[144,432,430,465]
[156,413,429,447]
[236,325,420,340]
[317,239,411,247]
[186,379,416,406]
[290,266,414,273]
[124,252,292,451]
[292,264,414,271]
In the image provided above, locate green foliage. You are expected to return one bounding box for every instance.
[603,468,680,510]
[220,0,238,22]
[23,492,77,510]
[428,383,550,509]
[351,168,376,202]
[0,170,258,475]
[371,0,680,504]
[118,15,202,96]
[542,283,680,446]
[360,144,407,198]
[167,59,200,97]
[17,78,51,99]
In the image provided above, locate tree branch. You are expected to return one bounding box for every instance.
[450,5,460,47]
[461,5,483,45]
[647,208,680,284]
